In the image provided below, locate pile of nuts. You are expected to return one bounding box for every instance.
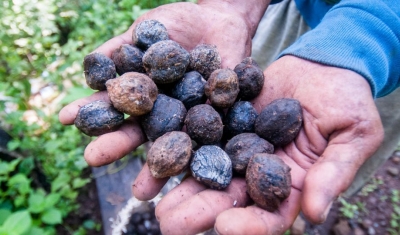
[75,20,303,212]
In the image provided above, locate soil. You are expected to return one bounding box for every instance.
[71,151,400,235]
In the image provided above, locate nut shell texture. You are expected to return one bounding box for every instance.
[106,72,158,116]
[184,104,223,145]
[191,145,232,190]
[170,71,207,110]
[143,40,190,84]
[255,98,303,147]
[189,44,221,80]
[132,19,169,50]
[205,68,239,109]
[141,94,187,142]
[74,100,124,136]
[83,52,116,91]
[147,131,192,178]
[246,153,291,212]
[224,101,258,137]
[111,44,145,75]
[225,133,274,174]
[234,57,264,100]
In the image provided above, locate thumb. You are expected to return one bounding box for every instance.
[301,123,383,223]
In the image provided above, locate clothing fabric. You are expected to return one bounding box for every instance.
[251,0,400,197]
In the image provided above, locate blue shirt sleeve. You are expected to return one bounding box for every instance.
[279,0,400,98]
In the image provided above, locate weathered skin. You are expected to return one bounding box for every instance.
[189,44,221,80]
[224,101,258,137]
[147,131,192,178]
[143,40,190,84]
[132,19,169,50]
[171,71,207,110]
[141,94,187,142]
[255,98,303,147]
[246,153,291,212]
[74,100,124,136]
[225,133,274,174]
[184,104,223,145]
[106,72,158,116]
[83,52,116,91]
[111,44,145,75]
[191,145,232,190]
[205,68,239,109]
[234,57,264,100]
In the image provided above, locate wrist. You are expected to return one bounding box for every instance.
[197,0,270,36]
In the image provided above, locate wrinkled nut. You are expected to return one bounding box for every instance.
[184,104,223,145]
[74,100,124,136]
[143,40,190,84]
[83,52,116,91]
[170,71,207,110]
[205,68,239,109]
[106,72,158,116]
[224,101,258,138]
[246,153,291,212]
[111,44,145,75]
[132,19,169,50]
[255,98,303,147]
[225,133,274,174]
[234,57,264,100]
[188,44,221,80]
[147,131,192,178]
[191,145,232,190]
[141,94,187,142]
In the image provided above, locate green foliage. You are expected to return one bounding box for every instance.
[0,0,191,234]
[338,197,361,220]
[388,190,400,235]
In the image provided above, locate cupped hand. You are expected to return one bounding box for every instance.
[148,56,384,235]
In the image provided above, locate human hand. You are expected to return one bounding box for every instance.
[148,55,384,235]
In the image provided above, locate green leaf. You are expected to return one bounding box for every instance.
[51,172,71,192]
[0,209,11,226]
[41,208,62,225]
[43,193,60,209]
[23,226,45,235]
[7,140,20,151]
[28,192,45,213]
[72,178,90,189]
[2,210,31,235]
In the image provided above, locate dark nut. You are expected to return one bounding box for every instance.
[74,100,124,136]
[184,104,223,145]
[170,71,207,110]
[83,52,116,91]
[132,19,169,50]
[147,131,192,178]
[106,72,158,116]
[255,98,303,147]
[205,68,239,109]
[143,40,190,84]
[246,153,291,212]
[188,44,221,80]
[234,57,264,100]
[141,94,187,142]
[111,44,145,75]
[224,101,258,137]
[225,133,273,174]
[191,145,232,190]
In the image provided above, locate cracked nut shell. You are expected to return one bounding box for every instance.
[246,153,291,212]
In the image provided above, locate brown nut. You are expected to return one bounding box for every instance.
[188,44,221,80]
[83,52,116,91]
[106,72,158,116]
[132,19,169,50]
[205,68,239,109]
[111,44,145,75]
[234,57,264,100]
[147,131,192,178]
[246,153,291,212]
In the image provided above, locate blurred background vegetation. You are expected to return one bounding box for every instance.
[0,0,194,234]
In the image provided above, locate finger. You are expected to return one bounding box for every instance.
[59,91,110,125]
[155,177,207,219]
[84,116,145,166]
[132,163,170,201]
[302,124,384,224]
[215,188,302,235]
[158,178,250,235]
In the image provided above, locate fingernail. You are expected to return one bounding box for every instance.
[321,201,333,221]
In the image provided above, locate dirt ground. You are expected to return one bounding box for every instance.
[70,150,400,235]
